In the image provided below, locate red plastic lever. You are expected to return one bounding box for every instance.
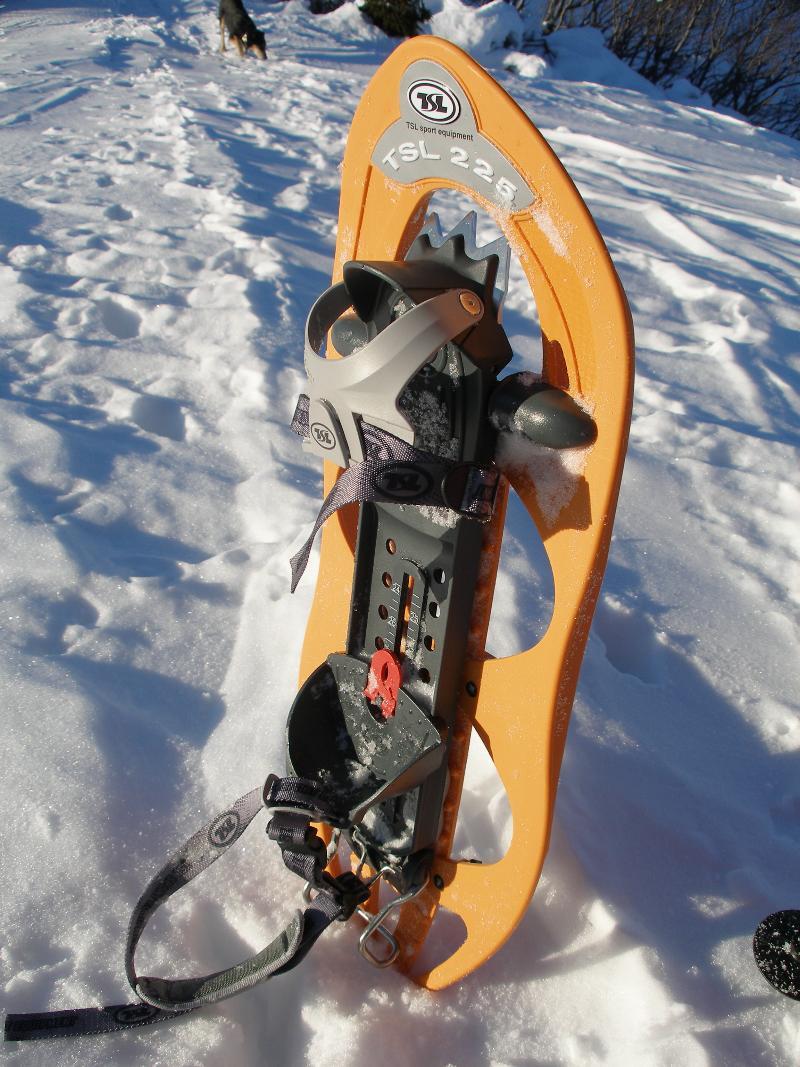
[363,649,402,719]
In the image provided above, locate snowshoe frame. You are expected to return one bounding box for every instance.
[299,36,634,989]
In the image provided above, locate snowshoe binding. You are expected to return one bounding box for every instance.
[5,36,633,1042]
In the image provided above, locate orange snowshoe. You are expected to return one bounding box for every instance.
[293,35,634,989]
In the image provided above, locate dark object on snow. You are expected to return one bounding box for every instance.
[361,0,430,37]
[218,0,267,59]
[754,910,800,1000]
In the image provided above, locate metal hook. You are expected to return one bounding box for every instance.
[357,877,429,969]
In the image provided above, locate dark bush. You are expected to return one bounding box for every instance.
[541,0,800,139]
[360,0,431,37]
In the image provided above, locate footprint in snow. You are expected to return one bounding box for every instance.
[595,596,664,685]
[758,697,800,755]
[22,591,100,656]
[103,203,134,222]
[50,481,93,520]
[97,295,141,340]
[130,394,186,442]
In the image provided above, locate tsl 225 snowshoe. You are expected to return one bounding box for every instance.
[4,36,633,1041]
[288,35,634,989]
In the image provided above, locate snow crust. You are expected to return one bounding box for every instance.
[1,2,799,1065]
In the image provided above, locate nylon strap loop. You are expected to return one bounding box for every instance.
[4,778,351,1042]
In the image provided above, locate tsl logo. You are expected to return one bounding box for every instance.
[407,79,460,125]
[311,422,336,450]
[208,810,242,848]
[114,1004,160,1025]
[376,465,432,501]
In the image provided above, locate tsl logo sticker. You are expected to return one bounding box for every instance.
[407,79,461,125]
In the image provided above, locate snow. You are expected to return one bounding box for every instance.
[1,1,799,1064]
[425,0,524,54]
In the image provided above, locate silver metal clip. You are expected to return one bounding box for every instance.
[356,877,429,969]
[301,833,428,968]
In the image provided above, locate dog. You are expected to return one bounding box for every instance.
[218,0,267,60]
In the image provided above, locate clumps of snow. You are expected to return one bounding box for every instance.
[401,387,460,459]
[315,1,384,41]
[666,78,713,108]
[360,795,415,852]
[414,504,459,529]
[406,666,435,702]
[275,182,311,213]
[503,51,548,80]
[6,243,48,267]
[424,0,525,54]
[751,696,800,755]
[497,433,591,526]
[337,676,365,703]
[321,756,376,791]
[529,199,570,259]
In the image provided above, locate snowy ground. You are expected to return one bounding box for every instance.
[1,1,799,1064]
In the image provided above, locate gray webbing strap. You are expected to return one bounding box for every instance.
[4,780,349,1042]
[289,395,498,591]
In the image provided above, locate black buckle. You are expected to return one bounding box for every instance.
[441,462,498,521]
[321,871,370,920]
[263,773,350,829]
[266,812,328,861]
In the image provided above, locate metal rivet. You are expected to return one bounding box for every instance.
[459,291,483,316]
